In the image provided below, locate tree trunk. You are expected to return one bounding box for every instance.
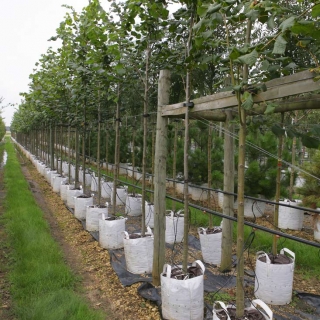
[141,45,150,236]
[112,84,121,216]
[272,113,285,255]
[207,124,213,228]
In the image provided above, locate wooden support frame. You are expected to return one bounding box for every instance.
[162,71,320,117]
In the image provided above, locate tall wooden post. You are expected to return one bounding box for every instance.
[220,110,234,271]
[152,70,170,286]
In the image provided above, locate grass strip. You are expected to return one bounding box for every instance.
[3,138,106,320]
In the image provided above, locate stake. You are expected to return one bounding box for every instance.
[152,70,170,286]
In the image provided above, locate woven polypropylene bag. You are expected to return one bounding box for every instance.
[161,260,205,320]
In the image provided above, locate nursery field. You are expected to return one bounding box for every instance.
[1,139,319,320]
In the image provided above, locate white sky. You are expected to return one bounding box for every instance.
[0,0,95,126]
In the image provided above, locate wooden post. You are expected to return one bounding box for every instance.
[152,70,170,286]
[220,110,234,272]
[272,113,285,255]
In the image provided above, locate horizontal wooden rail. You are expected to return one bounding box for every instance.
[162,70,320,117]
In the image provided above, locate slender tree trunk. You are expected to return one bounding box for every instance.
[182,9,194,273]
[172,121,178,212]
[207,124,212,228]
[272,113,285,255]
[141,45,151,236]
[112,84,121,215]
[97,89,101,205]
[105,125,109,175]
[50,124,55,170]
[236,19,252,317]
[75,127,80,189]
[220,110,234,272]
[68,126,71,182]
[152,70,170,286]
[289,111,298,199]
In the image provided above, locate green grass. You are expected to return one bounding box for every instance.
[3,138,107,320]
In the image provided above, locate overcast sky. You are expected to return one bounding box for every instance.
[0,0,95,126]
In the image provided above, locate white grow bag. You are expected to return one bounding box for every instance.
[91,174,98,192]
[123,227,154,274]
[165,210,184,244]
[99,215,126,249]
[198,227,222,265]
[67,187,83,209]
[161,260,205,320]
[101,181,113,198]
[86,205,108,232]
[254,248,295,305]
[52,176,67,193]
[74,195,93,220]
[50,172,60,188]
[145,202,155,228]
[61,183,73,202]
[111,187,127,206]
[234,198,266,218]
[125,194,142,216]
[278,200,304,230]
[212,299,273,320]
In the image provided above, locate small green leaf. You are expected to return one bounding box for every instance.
[310,124,320,136]
[237,49,259,66]
[202,30,213,39]
[272,35,287,55]
[279,16,296,32]
[207,4,222,14]
[241,91,253,110]
[264,103,277,114]
[261,60,270,71]
[197,5,208,17]
[312,4,320,18]
[245,9,259,22]
[229,47,241,60]
[271,124,285,137]
[301,135,320,149]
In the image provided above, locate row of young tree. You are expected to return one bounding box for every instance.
[11,0,320,199]
[10,1,320,318]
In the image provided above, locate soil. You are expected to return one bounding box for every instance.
[214,307,265,320]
